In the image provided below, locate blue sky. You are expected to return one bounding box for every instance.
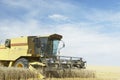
[0,0,120,66]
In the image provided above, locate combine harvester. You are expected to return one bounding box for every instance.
[0,34,86,79]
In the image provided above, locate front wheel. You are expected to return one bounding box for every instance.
[14,58,29,68]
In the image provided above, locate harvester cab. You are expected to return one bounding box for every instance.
[35,34,62,57]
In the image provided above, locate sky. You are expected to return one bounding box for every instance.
[0,0,120,66]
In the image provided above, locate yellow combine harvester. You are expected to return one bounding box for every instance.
[0,34,86,79]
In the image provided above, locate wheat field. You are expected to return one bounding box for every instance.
[87,65,120,80]
[44,65,120,80]
[0,65,120,80]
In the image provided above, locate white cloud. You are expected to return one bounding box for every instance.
[0,18,120,66]
[54,24,120,55]
[49,14,68,21]
[85,9,120,24]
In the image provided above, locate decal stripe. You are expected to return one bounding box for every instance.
[11,43,27,46]
[0,47,6,49]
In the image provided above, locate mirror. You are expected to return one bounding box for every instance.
[5,39,11,48]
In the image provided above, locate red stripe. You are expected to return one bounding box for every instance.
[11,43,27,46]
[0,47,6,49]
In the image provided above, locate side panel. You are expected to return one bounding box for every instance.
[0,45,9,60]
[0,37,32,61]
[8,37,29,60]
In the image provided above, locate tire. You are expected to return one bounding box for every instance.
[14,58,29,68]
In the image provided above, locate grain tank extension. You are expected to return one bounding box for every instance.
[0,34,86,78]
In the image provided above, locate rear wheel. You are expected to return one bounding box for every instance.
[14,58,28,68]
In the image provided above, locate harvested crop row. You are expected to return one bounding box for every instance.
[0,67,38,80]
[45,69,95,78]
